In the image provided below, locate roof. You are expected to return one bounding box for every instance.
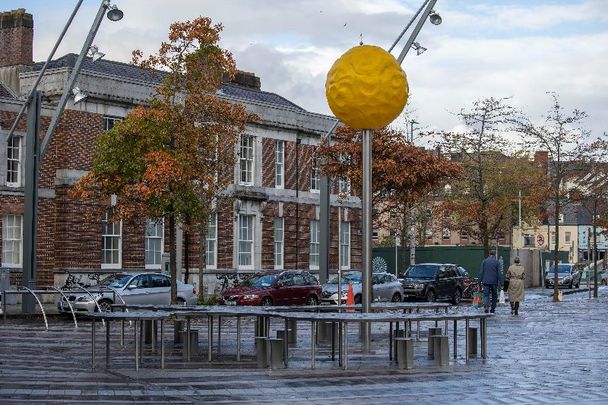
[544,203,592,225]
[31,53,304,111]
[0,80,15,98]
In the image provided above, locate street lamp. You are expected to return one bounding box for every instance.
[106,5,124,21]
[429,10,443,25]
[16,0,123,313]
[412,42,427,56]
[88,45,106,62]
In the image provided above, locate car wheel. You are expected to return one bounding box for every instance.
[354,294,362,304]
[97,299,113,312]
[306,295,318,306]
[176,297,186,306]
[452,288,462,305]
[425,289,436,302]
[391,292,402,302]
[261,297,273,306]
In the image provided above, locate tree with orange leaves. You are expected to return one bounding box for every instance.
[316,125,462,237]
[72,17,256,303]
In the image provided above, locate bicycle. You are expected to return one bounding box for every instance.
[61,271,85,290]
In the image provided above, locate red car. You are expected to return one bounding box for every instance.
[222,270,321,306]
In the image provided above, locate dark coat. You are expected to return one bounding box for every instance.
[479,256,502,285]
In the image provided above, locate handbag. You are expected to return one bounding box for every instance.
[503,278,510,291]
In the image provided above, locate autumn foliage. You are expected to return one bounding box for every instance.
[71,17,256,302]
[316,126,462,220]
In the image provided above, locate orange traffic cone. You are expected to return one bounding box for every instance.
[346,280,355,312]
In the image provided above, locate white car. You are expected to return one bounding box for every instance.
[58,272,197,313]
[321,271,403,304]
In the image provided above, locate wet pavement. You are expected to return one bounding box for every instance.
[0,287,607,404]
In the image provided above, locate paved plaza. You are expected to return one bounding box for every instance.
[0,288,607,404]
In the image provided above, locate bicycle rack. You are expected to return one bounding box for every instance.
[51,287,77,328]
[77,285,105,327]
[22,287,49,331]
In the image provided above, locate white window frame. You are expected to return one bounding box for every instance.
[310,155,320,193]
[340,221,351,270]
[274,217,284,269]
[239,135,255,186]
[275,140,284,189]
[101,211,122,269]
[103,116,122,131]
[144,218,164,269]
[309,220,320,270]
[238,214,254,269]
[6,135,22,187]
[206,212,217,269]
[2,214,22,268]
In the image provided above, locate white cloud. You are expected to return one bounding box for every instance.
[14,0,608,139]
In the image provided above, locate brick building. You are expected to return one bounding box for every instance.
[0,9,361,295]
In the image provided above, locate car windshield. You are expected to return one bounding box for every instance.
[405,265,439,278]
[99,274,132,289]
[239,276,260,287]
[548,264,572,274]
[251,275,277,288]
[328,273,362,284]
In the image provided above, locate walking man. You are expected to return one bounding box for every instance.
[479,250,502,313]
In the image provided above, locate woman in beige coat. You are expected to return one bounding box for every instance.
[506,257,525,315]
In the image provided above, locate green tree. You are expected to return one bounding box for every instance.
[72,17,255,302]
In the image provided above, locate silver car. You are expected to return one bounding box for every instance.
[321,271,403,304]
[57,272,198,313]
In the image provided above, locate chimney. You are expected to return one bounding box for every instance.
[230,70,261,90]
[0,8,34,66]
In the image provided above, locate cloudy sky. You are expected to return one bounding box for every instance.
[12,0,608,141]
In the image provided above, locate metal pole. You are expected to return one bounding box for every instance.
[396,0,438,64]
[41,0,110,158]
[337,207,342,305]
[518,190,522,248]
[388,0,432,52]
[409,207,416,266]
[319,119,340,284]
[361,129,373,352]
[6,0,84,140]
[593,199,598,298]
[21,91,41,314]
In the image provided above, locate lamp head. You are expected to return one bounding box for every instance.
[72,87,88,104]
[106,5,124,21]
[429,10,442,25]
[88,45,105,62]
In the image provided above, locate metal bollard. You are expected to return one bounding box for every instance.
[255,336,268,368]
[433,335,449,366]
[467,327,478,357]
[268,338,284,370]
[427,327,442,358]
[395,337,414,370]
[181,330,199,357]
[174,320,184,345]
[277,329,295,347]
[393,329,406,360]
[287,319,297,345]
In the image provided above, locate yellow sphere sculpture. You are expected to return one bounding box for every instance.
[325,45,409,129]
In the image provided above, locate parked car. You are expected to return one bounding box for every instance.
[545,263,581,289]
[321,271,403,304]
[57,272,198,313]
[221,270,321,306]
[399,263,464,304]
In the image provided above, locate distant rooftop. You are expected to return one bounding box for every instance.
[31,53,304,111]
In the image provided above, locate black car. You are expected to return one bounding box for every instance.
[399,263,465,304]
